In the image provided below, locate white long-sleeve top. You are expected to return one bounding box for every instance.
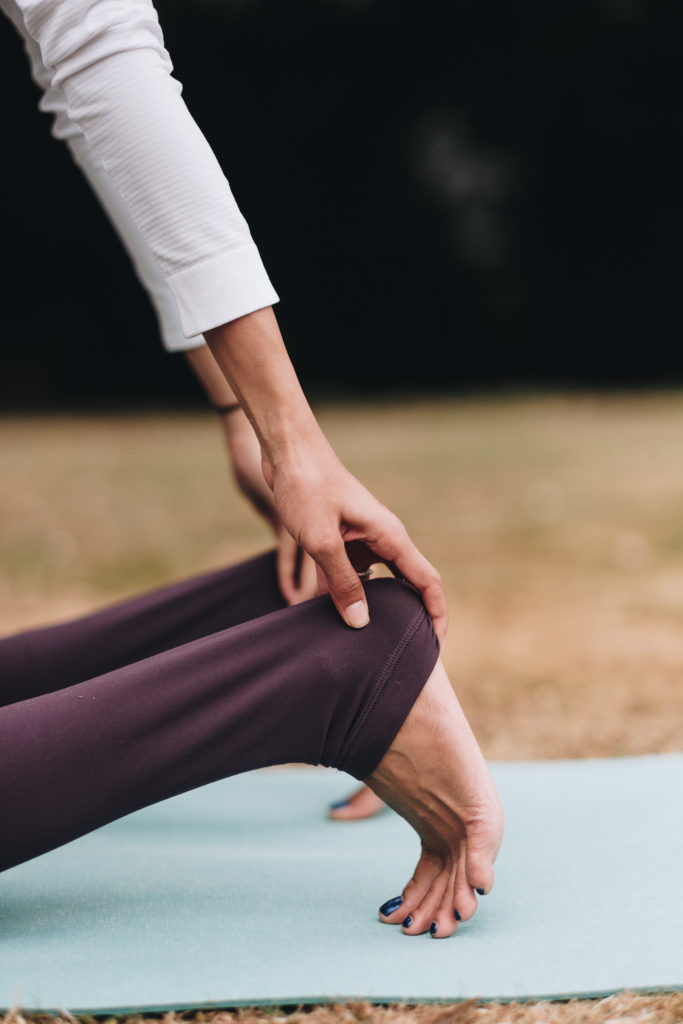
[4,0,279,339]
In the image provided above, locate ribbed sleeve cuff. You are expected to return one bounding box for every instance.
[167,242,280,338]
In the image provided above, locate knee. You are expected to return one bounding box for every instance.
[364,578,437,647]
[328,579,440,781]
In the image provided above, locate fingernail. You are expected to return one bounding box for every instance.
[476,888,486,896]
[429,922,438,936]
[345,600,369,628]
[379,896,403,917]
[455,909,461,921]
[329,799,350,810]
[402,915,413,928]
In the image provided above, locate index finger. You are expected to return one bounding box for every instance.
[388,540,448,644]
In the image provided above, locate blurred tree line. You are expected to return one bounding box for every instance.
[0,0,679,408]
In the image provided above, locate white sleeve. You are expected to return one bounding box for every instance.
[68,133,206,351]
[10,0,279,339]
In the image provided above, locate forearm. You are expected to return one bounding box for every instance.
[204,308,330,473]
[185,341,279,526]
[184,345,239,409]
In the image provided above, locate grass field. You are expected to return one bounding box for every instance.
[1,393,682,1022]
[3,996,683,1024]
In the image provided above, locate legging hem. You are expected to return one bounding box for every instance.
[337,599,440,781]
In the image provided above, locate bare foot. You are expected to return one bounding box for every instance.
[367,659,504,938]
[328,784,385,821]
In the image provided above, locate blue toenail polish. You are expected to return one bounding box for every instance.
[476,888,486,895]
[329,799,350,810]
[429,922,438,936]
[402,915,413,928]
[379,896,403,917]
[455,909,462,921]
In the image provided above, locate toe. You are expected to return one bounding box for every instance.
[329,784,385,821]
[428,906,458,940]
[402,909,437,936]
[379,854,442,924]
[428,913,456,940]
[430,868,464,939]
[466,858,495,898]
[395,847,444,927]
[377,894,405,923]
[453,872,479,922]
[452,844,480,922]
[464,831,497,896]
[378,857,436,925]
[401,866,451,936]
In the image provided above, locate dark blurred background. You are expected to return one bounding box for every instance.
[1,0,679,408]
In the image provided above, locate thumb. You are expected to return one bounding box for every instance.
[316,539,370,629]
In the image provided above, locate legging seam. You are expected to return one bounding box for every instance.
[336,603,428,771]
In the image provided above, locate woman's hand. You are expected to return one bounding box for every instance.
[261,442,448,640]
[224,410,317,604]
[205,307,448,642]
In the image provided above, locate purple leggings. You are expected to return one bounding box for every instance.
[0,552,439,873]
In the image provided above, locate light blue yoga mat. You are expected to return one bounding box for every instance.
[1,756,682,1013]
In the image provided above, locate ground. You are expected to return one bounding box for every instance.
[1,393,682,1022]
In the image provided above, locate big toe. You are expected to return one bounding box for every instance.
[328,784,385,821]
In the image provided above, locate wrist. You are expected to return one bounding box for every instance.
[214,401,248,441]
[184,346,238,408]
[220,407,254,452]
[259,402,329,471]
[211,400,241,416]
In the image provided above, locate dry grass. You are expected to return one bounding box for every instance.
[2,393,682,1023]
[2,992,683,1024]
[3,393,683,760]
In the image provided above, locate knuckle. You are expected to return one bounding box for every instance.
[334,575,363,601]
[386,513,406,540]
[377,519,406,559]
[306,530,339,560]
[430,567,443,588]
